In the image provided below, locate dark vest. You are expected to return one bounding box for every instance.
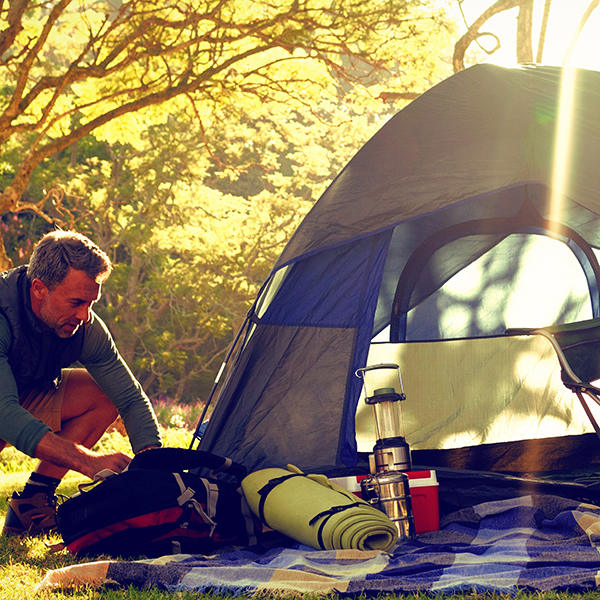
[0,266,85,395]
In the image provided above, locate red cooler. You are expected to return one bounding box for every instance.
[405,470,439,534]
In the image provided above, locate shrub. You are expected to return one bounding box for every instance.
[150,394,210,432]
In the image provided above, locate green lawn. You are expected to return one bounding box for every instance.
[0,472,223,599]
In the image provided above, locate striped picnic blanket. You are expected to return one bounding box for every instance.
[39,494,600,595]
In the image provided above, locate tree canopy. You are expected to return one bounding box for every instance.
[0,0,455,401]
[0,0,452,268]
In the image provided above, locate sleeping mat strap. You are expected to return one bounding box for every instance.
[309,502,364,550]
[257,474,307,527]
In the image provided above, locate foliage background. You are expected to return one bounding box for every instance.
[0,0,456,406]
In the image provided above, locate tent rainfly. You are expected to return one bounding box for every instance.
[196,64,600,477]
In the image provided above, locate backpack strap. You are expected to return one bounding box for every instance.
[173,472,217,535]
[239,489,259,546]
[199,478,220,522]
[129,447,247,480]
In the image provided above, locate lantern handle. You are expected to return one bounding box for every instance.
[355,363,400,378]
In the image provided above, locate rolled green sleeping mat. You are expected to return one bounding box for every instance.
[242,464,398,552]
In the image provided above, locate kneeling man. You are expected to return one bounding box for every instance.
[0,230,161,536]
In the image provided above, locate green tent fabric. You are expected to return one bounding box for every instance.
[242,465,398,552]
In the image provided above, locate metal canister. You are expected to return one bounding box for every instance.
[360,471,415,541]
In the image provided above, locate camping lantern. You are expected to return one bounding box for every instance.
[356,363,412,473]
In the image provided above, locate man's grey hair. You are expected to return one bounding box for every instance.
[27,230,112,289]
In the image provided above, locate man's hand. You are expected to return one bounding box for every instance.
[89,452,132,476]
[34,432,132,479]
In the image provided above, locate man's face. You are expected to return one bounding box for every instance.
[31,269,102,338]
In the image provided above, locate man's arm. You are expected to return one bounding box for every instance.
[0,315,54,456]
[81,313,162,453]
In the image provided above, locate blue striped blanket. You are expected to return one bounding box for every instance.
[39,494,600,595]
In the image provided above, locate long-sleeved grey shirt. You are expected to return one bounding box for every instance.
[0,311,162,457]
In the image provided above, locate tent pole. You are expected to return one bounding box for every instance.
[575,390,600,442]
[189,274,276,450]
[188,313,251,450]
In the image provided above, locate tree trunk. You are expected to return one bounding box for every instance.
[536,0,553,63]
[0,229,14,272]
[516,0,534,64]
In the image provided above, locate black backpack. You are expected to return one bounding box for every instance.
[56,448,260,558]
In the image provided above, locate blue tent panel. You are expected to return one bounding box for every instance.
[200,232,391,472]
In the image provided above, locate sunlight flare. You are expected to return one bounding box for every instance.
[548,66,578,230]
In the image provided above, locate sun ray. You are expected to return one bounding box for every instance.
[548,66,578,231]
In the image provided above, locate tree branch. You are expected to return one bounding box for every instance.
[0,0,27,58]
[563,0,600,65]
[453,0,524,72]
[536,0,553,63]
[1,0,73,128]
[516,0,534,64]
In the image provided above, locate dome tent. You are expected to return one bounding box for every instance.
[195,64,600,477]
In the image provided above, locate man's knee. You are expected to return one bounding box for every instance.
[61,369,118,425]
[93,391,119,426]
[84,380,118,426]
